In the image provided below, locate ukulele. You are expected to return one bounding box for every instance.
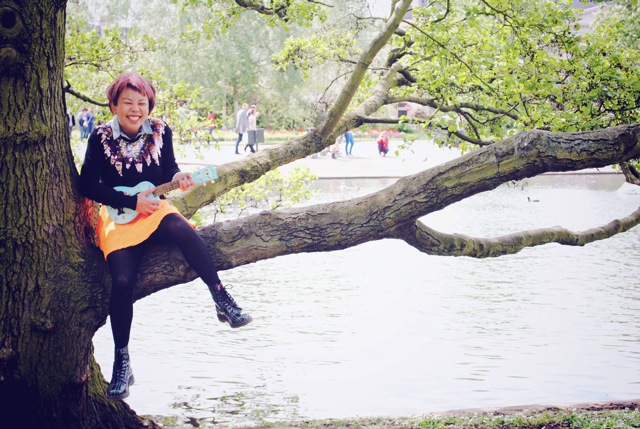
[107,166,218,224]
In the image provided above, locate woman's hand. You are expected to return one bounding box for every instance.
[135,188,160,216]
[173,172,195,191]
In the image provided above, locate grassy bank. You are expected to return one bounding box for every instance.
[155,400,639,429]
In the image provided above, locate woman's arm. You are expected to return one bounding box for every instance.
[78,133,137,210]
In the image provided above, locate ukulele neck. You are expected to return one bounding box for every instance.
[152,180,180,197]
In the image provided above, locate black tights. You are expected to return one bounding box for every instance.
[106,214,221,348]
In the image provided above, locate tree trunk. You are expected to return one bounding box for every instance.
[0,1,146,427]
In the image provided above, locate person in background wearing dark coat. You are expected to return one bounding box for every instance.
[85,108,96,138]
[78,107,88,139]
[67,109,76,134]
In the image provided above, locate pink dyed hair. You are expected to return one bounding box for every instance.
[106,72,157,113]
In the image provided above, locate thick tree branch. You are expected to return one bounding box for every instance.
[395,206,640,258]
[620,162,640,185]
[137,123,640,299]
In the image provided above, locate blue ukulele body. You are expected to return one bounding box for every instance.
[107,166,218,224]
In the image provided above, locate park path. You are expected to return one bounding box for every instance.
[180,139,610,179]
[180,139,462,179]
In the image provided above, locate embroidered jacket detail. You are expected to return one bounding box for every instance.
[97,118,165,176]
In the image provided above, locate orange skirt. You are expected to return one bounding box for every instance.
[97,199,195,259]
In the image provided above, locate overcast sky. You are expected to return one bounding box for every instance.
[367,0,392,17]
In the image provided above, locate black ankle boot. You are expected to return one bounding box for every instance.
[210,283,253,328]
[106,346,135,400]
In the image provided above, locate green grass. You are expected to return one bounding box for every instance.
[158,403,640,429]
[267,408,640,429]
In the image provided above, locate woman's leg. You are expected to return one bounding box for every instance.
[235,133,243,154]
[105,246,144,400]
[107,247,144,348]
[150,214,220,285]
[150,214,253,328]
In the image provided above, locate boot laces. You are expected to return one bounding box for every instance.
[114,353,130,381]
[217,284,241,310]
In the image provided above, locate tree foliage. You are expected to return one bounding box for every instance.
[383,1,639,143]
[64,0,378,131]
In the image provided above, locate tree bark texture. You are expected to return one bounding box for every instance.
[0,1,147,428]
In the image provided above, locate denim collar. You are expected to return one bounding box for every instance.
[111,117,153,141]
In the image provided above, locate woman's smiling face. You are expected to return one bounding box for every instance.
[111,88,150,138]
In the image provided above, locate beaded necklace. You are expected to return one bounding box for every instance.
[98,118,165,176]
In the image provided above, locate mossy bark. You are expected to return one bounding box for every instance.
[0,1,146,427]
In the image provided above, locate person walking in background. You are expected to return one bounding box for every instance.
[78,107,88,139]
[330,134,343,159]
[66,109,76,135]
[79,72,253,401]
[177,102,189,122]
[85,108,96,138]
[245,104,259,153]
[234,103,249,154]
[206,110,219,143]
[377,131,390,157]
[344,130,354,156]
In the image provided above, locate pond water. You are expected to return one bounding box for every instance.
[93,173,640,427]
